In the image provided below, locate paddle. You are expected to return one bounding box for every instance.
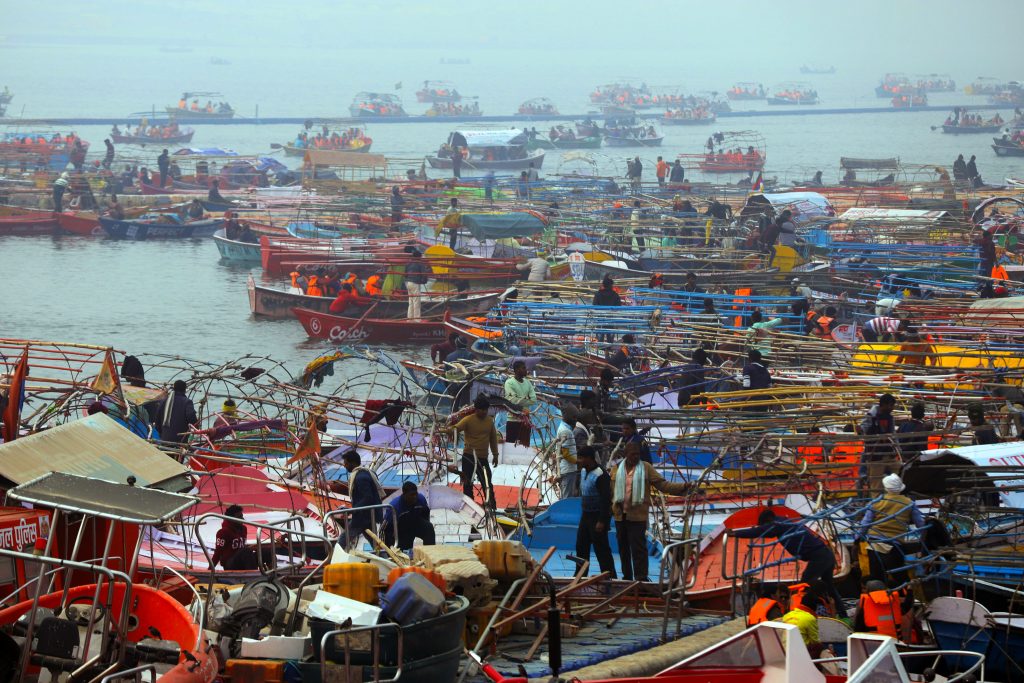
[341,300,380,337]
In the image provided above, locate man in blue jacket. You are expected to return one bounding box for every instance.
[340,450,384,550]
[382,482,436,554]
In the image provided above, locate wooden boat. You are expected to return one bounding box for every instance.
[518,97,559,116]
[800,65,836,74]
[57,211,103,236]
[767,84,819,105]
[349,92,406,117]
[604,132,664,147]
[925,596,1024,683]
[282,141,370,156]
[416,80,461,103]
[527,130,602,150]
[248,275,501,319]
[726,83,766,100]
[111,129,194,145]
[213,228,261,261]
[992,137,1024,156]
[663,109,716,125]
[427,129,545,171]
[100,216,224,240]
[292,307,450,344]
[0,211,59,236]
[941,123,1002,134]
[165,91,234,119]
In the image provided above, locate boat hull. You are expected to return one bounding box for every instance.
[527,136,601,150]
[166,107,233,119]
[213,229,261,261]
[604,135,664,147]
[941,125,1002,134]
[111,131,194,145]
[250,278,500,319]
[426,150,545,171]
[663,117,716,125]
[100,217,224,240]
[282,143,371,156]
[766,97,819,105]
[57,211,103,236]
[993,141,1024,156]
[0,213,59,236]
[293,307,450,344]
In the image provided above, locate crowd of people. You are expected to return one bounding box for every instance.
[176,97,232,114]
[111,121,186,140]
[291,126,371,151]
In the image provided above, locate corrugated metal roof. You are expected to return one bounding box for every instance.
[8,472,197,523]
[0,413,188,489]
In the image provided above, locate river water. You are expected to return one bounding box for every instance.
[2,42,1022,377]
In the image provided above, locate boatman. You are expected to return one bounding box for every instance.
[503,360,537,446]
[732,508,845,613]
[157,379,199,447]
[656,156,669,187]
[52,172,70,212]
[555,406,579,497]
[610,442,690,582]
[339,449,385,550]
[403,248,430,320]
[381,482,435,555]
[157,148,170,187]
[446,396,500,508]
[857,473,925,586]
[575,446,616,578]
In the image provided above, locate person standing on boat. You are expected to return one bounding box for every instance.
[157,149,170,187]
[103,139,115,170]
[158,379,198,447]
[105,194,125,221]
[733,508,845,613]
[555,407,580,497]
[503,360,537,446]
[976,229,997,278]
[610,442,690,582]
[516,254,550,282]
[576,446,616,577]
[527,161,539,184]
[859,393,897,492]
[746,310,783,357]
[445,197,460,249]
[656,156,669,187]
[404,248,430,320]
[952,154,968,182]
[483,170,495,203]
[967,403,1000,445]
[857,473,925,586]
[340,449,385,550]
[52,172,70,212]
[389,186,404,224]
[446,396,500,508]
[669,160,685,184]
[966,155,982,188]
[627,156,642,194]
[451,145,463,179]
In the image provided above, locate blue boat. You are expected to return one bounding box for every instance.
[212,228,261,261]
[926,595,1024,682]
[100,216,223,240]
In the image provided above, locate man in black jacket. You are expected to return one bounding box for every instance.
[158,380,198,446]
[576,446,616,577]
[157,149,170,187]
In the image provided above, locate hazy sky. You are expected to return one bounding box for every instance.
[2,0,1022,78]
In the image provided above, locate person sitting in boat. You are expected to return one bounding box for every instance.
[328,283,369,314]
[781,583,825,655]
[187,199,205,220]
[211,504,257,570]
[223,211,242,238]
[380,481,435,555]
[105,194,125,220]
[853,579,912,642]
[208,178,225,203]
[748,583,787,625]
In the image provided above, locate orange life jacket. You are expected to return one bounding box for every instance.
[306,276,323,297]
[991,264,1009,281]
[788,582,811,612]
[796,443,825,465]
[859,589,902,638]
[366,275,383,296]
[290,271,301,288]
[747,597,782,625]
[732,288,752,328]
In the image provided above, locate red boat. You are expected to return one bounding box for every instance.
[57,211,103,236]
[0,211,59,236]
[293,307,450,344]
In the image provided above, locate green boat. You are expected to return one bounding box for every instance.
[527,135,602,150]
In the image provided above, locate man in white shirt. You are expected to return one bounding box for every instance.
[503,360,537,446]
[516,255,551,282]
[556,410,579,497]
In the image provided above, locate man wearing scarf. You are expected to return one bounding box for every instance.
[610,442,690,581]
[341,450,385,550]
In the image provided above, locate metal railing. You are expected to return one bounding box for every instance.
[319,622,404,683]
[658,537,699,640]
